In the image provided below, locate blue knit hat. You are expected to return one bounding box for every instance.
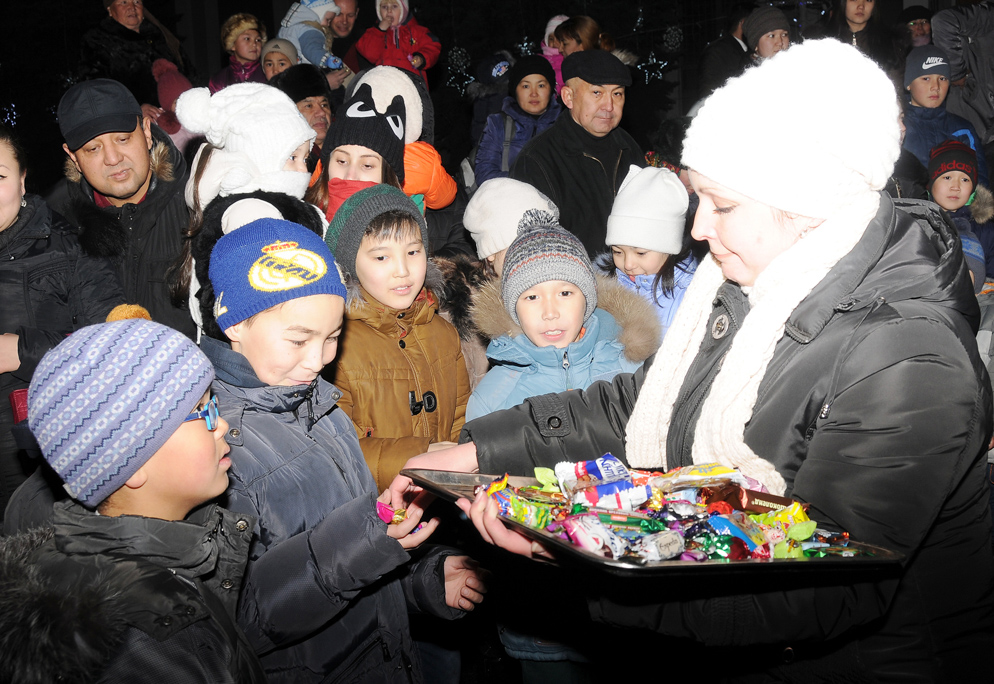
[209,218,347,330]
[28,320,215,507]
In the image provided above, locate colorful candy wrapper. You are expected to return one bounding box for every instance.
[376,501,407,525]
[594,510,669,535]
[633,529,685,561]
[562,513,629,558]
[650,463,747,493]
[556,453,629,484]
[583,484,653,510]
[708,511,770,556]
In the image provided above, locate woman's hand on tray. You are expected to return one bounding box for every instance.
[457,490,555,561]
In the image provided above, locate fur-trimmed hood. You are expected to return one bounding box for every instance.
[970,183,994,224]
[470,273,661,363]
[612,48,639,67]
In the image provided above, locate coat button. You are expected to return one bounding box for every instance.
[221,579,234,590]
[399,340,406,349]
[236,519,249,532]
[547,416,561,429]
[229,428,240,438]
[398,312,405,319]
[160,616,173,626]
[186,606,197,616]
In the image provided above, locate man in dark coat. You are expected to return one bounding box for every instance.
[698,2,753,97]
[510,50,644,257]
[47,79,195,338]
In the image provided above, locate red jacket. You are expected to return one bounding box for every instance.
[356,18,440,86]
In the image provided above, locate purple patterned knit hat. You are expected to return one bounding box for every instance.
[28,319,214,507]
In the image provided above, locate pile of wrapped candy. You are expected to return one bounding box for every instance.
[477,455,862,564]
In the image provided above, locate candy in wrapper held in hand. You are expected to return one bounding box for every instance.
[376,501,407,525]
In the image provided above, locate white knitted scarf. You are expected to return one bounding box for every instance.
[625,192,880,495]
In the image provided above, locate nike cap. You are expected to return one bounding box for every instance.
[904,45,950,88]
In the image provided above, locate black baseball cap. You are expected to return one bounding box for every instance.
[561,51,632,87]
[58,79,143,151]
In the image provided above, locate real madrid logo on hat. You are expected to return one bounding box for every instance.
[209,218,347,331]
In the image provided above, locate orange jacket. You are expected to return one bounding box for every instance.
[402,141,456,209]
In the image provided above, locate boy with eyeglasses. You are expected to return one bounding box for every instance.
[0,318,267,683]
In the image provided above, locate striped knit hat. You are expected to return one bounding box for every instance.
[28,320,214,507]
[501,213,597,325]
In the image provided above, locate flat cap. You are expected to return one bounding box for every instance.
[562,50,632,87]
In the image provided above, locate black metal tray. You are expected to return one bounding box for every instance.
[401,469,905,578]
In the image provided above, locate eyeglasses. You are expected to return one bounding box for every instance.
[907,20,930,28]
[184,396,220,431]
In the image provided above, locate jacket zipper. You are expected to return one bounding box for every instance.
[561,350,572,390]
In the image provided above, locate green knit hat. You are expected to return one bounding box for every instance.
[325,184,428,275]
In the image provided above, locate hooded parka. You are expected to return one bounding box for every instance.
[461,195,994,681]
[202,337,462,684]
[466,274,660,421]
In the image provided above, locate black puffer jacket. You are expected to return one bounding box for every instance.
[46,126,195,338]
[0,501,266,684]
[78,17,192,106]
[0,195,123,406]
[462,195,994,682]
[510,113,643,258]
[203,337,464,683]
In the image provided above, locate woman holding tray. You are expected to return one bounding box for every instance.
[391,39,994,682]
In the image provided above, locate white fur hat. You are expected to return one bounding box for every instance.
[682,40,900,220]
[353,66,423,143]
[464,178,559,260]
[606,165,688,254]
[177,83,316,209]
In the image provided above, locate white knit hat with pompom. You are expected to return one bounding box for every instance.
[177,83,315,210]
[682,39,900,220]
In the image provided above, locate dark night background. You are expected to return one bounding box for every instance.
[0,0,943,194]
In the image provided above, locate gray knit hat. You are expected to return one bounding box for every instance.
[743,6,790,52]
[501,214,597,325]
[28,319,215,507]
[325,184,428,275]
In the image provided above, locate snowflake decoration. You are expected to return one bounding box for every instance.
[636,51,669,85]
[662,26,683,52]
[514,35,539,57]
[0,103,17,127]
[447,47,471,73]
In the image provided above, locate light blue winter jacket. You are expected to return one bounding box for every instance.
[278,3,340,68]
[613,253,698,338]
[466,275,661,421]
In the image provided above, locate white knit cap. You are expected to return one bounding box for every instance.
[300,0,340,19]
[464,178,559,260]
[682,39,900,220]
[177,83,316,210]
[606,165,688,254]
[375,0,409,23]
[353,66,423,143]
[544,14,568,43]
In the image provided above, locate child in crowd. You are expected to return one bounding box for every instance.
[261,38,299,80]
[209,14,267,94]
[306,82,407,221]
[903,45,989,187]
[204,218,484,683]
[356,0,441,86]
[603,165,698,336]
[474,55,562,185]
[278,1,346,72]
[467,214,659,421]
[927,140,991,288]
[324,185,471,490]
[0,318,266,683]
[541,14,569,94]
[176,82,321,341]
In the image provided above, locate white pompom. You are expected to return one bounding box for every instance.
[175,87,213,135]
